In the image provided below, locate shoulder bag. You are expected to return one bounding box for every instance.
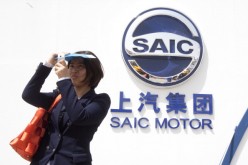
[9,94,62,161]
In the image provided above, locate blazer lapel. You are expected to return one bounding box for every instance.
[59,91,97,134]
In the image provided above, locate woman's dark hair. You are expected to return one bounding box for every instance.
[69,50,104,89]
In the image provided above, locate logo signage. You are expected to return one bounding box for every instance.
[122,8,203,87]
[111,8,212,131]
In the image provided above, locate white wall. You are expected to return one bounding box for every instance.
[1,0,248,164]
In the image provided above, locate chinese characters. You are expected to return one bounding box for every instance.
[110,91,213,130]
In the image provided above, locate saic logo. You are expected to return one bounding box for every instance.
[122,8,203,87]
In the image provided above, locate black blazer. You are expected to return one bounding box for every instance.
[22,63,111,165]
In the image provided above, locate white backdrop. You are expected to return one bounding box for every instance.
[1,0,248,164]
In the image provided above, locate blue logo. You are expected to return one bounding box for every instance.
[122,8,203,87]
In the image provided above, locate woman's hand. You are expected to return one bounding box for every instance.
[54,60,70,79]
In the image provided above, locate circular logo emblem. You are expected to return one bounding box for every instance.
[122,8,203,87]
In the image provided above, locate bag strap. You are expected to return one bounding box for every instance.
[47,94,62,113]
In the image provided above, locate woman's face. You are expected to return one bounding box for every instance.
[68,58,88,88]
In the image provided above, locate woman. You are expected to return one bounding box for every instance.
[22,51,111,165]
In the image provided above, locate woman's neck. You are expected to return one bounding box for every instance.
[74,85,91,99]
